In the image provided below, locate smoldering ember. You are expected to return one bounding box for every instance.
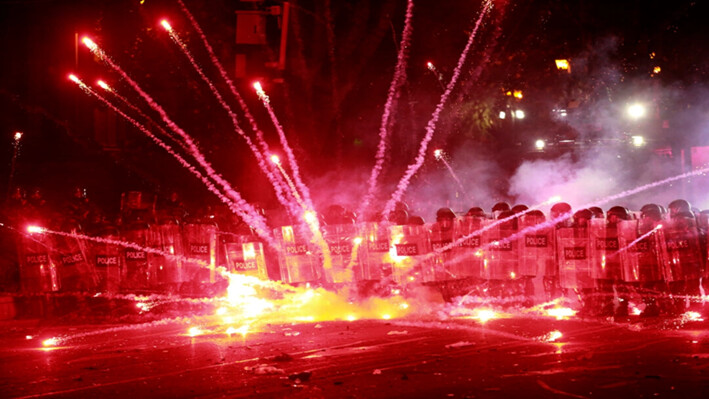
[0,0,708,398]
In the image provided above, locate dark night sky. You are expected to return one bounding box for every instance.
[0,0,708,215]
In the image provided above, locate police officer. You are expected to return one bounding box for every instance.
[594,206,631,317]
[665,200,703,313]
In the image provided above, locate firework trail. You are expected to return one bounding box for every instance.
[159,21,299,217]
[426,61,446,91]
[96,80,190,154]
[7,132,23,197]
[252,82,315,212]
[176,0,293,207]
[270,155,305,209]
[69,75,275,246]
[359,0,415,220]
[435,149,469,200]
[176,1,269,155]
[80,38,270,240]
[382,1,492,219]
[613,224,663,257]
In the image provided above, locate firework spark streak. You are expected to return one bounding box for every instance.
[270,155,305,209]
[159,21,298,217]
[176,0,273,157]
[96,80,189,153]
[79,39,271,242]
[436,151,469,200]
[176,0,295,215]
[8,131,23,195]
[252,82,315,212]
[69,75,276,247]
[359,0,415,220]
[613,224,663,257]
[382,1,492,219]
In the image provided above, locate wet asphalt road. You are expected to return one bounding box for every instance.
[1,312,708,398]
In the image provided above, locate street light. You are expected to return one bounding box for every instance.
[515,110,525,119]
[631,135,645,147]
[627,103,646,120]
[498,111,506,120]
[555,59,570,72]
[535,139,545,151]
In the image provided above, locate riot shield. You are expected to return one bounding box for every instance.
[275,225,320,284]
[589,219,623,281]
[358,222,395,282]
[481,222,519,281]
[148,223,184,292]
[17,233,60,293]
[182,223,217,284]
[224,240,268,280]
[455,216,486,279]
[389,224,430,285]
[518,215,554,278]
[556,226,594,289]
[55,231,97,292]
[428,221,459,282]
[322,223,359,284]
[121,224,152,291]
[658,217,704,282]
[617,220,664,283]
[89,231,123,293]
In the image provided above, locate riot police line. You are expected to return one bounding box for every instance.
[12,200,709,316]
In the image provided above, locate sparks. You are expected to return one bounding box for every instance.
[253,81,269,103]
[433,149,443,160]
[546,307,576,320]
[14,132,23,141]
[472,309,498,323]
[544,195,562,205]
[42,337,59,347]
[270,154,281,165]
[81,37,97,51]
[353,237,363,245]
[188,326,203,337]
[303,210,317,224]
[683,311,704,322]
[226,325,249,337]
[26,225,46,234]
[545,330,563,342]
[96,80,111,91]
[160,19,173,32]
